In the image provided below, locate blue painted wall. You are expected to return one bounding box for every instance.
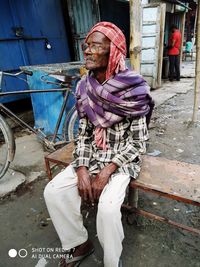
[0,0,71,103]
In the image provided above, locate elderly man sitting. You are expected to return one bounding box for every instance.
[44,21,154,267]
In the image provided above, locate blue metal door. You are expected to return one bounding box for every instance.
[0,0,71,103]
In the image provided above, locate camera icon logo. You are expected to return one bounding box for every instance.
[8,248,28,258]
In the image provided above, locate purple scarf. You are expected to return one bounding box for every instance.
[76,69,154,128]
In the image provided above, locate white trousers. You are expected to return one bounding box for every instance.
[44,165,130,267]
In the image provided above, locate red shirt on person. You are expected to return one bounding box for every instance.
[168,30,182,55]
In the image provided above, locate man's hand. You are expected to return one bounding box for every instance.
[92,163,118,200]
[76,166,93,203]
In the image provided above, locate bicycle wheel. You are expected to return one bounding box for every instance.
[0,115,16,179]
[62,106,79,142]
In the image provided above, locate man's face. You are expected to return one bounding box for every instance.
[83,32,110,71]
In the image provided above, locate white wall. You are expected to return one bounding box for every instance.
[142,0,149,4]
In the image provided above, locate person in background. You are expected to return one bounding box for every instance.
[44,22,154,267]
[167,24,182,81]
[183,38,193,60]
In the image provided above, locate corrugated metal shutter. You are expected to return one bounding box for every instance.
[66,0,100,60]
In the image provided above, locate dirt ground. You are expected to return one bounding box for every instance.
[0,81,200,267]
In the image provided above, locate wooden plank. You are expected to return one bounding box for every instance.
[157,3,166,87]
[129,0,142,72]
[132,156,200,204]
[45,142,74,164]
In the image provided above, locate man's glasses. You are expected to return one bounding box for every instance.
[81,43,108,54]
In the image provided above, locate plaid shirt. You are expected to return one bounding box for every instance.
[72,116,149,179]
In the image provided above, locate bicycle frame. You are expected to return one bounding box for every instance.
[0,70,80,178]
[0,71,77,149]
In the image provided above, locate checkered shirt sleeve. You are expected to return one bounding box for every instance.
[73,117,93,168]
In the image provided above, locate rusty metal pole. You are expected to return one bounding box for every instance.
[192,2,200,122]
[129,0,142,73]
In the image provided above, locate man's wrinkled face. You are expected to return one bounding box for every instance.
[83,32,110,71]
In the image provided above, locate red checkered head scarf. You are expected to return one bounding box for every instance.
[85,21,127,80]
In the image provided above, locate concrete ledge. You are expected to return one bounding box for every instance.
[0,169,26,197]
[0,134,46,197]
